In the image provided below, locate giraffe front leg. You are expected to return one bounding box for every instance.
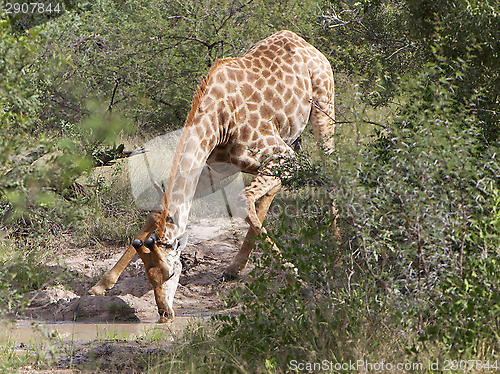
[222,225,259,280]
[223,176,281,280]
[88,210,162,296]
[89,245,137,296]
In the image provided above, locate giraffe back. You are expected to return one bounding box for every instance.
[193,30,335,173]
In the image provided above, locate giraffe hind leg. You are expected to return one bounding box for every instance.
[223,175,281,280]
[309,68,342,241]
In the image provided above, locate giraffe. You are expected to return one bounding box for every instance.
[89,30,336,322]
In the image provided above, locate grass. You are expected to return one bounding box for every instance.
[108,301,132,316]
[0,339,27,374]
[0,321,68,373]
[71,160,145,247]
[0,241,59,314]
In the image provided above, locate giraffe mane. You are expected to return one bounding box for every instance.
[157,58,238,238]
[185,58,238,128]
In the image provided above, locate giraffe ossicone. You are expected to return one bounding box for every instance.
[89,30,336,322]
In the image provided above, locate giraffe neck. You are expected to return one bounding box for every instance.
[158,58,246,242]
[162,123,218,240]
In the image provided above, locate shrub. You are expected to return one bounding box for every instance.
[172,55,500,374]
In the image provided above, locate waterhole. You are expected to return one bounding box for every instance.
[1,317,193,349]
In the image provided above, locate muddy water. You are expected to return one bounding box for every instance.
[1,317,193,346]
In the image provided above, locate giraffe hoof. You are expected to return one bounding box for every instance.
[221,272,239,282]
[88,284,106,296]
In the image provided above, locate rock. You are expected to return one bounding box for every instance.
[54,295,141,322]
[27,286,78,308]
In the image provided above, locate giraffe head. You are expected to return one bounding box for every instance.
[131,189,188,283]
[129,188,188,322]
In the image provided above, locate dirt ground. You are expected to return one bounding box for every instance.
[21,218,250,323]
[10,218,253,373]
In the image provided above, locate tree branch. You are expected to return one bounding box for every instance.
[106,78,120,116]
[92,144,146,167]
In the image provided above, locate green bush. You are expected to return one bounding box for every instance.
[0,243,57,313]
[178,67,499,372]
[36,0,321,133]
[162,14,499,370]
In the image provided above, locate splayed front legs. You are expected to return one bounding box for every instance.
[88,210,162,297]
[88,174,296,321]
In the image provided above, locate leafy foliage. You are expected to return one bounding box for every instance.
[185,64,499,372]
[0,19,56,216]
[38,0,320,132]
[318,0,500,143]
[161,1,500,371]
